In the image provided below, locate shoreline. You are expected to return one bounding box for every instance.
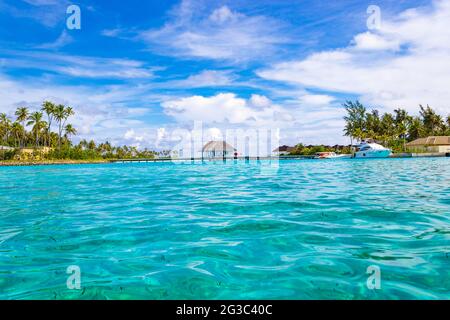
[0,159,111,167]
[1,152,448,167]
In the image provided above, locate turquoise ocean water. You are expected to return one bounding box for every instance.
[0,158,449,299]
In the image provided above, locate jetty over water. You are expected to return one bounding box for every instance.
[109,153,450,163]
[109,155,315,163]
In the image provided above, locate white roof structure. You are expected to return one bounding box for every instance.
[202,141,236,153]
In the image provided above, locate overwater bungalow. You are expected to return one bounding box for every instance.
[406,136,450,153]
[202,141,236,159]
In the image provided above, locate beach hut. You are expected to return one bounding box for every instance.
[272,145,294,156]
[406,136,450,153]
[202,141,236,159]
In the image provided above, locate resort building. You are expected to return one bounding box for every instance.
[406,136,450,153]
[202,141,236,159]
[272,145,294,156]
[19,147,53,155]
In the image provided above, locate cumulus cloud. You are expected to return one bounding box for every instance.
[124,129,144,142]
[351,32,400,51]
[249,94,272,108]
[159,91,352,146]
[161,93,294,127]
[258,0,450,115]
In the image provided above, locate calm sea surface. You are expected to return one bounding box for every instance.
[0,158,449,299]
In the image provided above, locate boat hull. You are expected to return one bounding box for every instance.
[314,154,352,159]
[354,150,392,158]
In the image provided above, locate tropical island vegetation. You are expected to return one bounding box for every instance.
[290,101,450,155]
[342,101,450,152]
[1,99,450,163]
[0,101,159,162]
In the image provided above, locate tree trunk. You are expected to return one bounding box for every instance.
[22,121,25,148]
[46,118,52,147]
[58,122,62,154]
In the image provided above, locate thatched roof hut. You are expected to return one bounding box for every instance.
[202,141,236,158]
[272,145,294,154]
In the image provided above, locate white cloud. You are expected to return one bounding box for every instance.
[0,73,160,147]
[168,70,235,88]
[138,0,288,61]
[37,30,73,49]
[209,6,237,23]
[258,0,450,115]
[101,28,122,37]
[298,94,335,106]
[249,94,271,108]
[159,91,354,145]
[1,51,157,79]
[124,129,144,142]
[3,0,71,27]
[0,69,351,147]
[351,32,400,51]
[161,93,294,127]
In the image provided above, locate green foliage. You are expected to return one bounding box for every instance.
[46,140,157,160]
[1,101,159,161]
[290,144,336,156]
[342,101,450,152]
[0,149,18,161]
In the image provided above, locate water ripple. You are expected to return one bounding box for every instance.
[0,158,449,299]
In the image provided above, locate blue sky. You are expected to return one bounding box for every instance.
[0,0,448,149]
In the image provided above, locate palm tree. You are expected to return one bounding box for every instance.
[0,113,12,146]
[11,122,23,147]
[27,112,47,148]
[15,107,29,147]
[420,105,444,135]
[78,139,88,150]
[394,108,409,151]
[446,115,450,134]
[64,124,77,142]
[407,116,424,141]
[53,104,65,152]
[41,101,55,147]
[53,104,75,153]
[87,140,96,150]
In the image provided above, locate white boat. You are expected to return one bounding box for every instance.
[314,152,352,159]
[353,142,392,158]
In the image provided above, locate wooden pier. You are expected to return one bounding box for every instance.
[110,152,449,163]
[109,155,316,163]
